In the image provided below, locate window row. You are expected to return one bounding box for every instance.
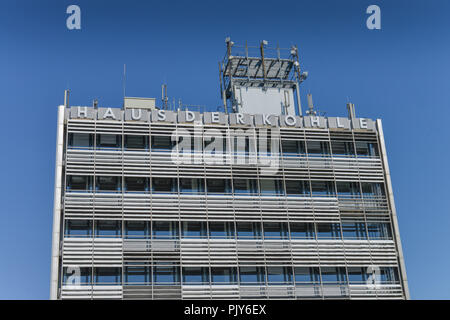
[68,133,379,157]
[64,220,393,240]
[63,266,399,285]
[66,175,385,197]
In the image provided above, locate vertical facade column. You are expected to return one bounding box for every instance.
[376,119,410,299]
[50,105,65,300]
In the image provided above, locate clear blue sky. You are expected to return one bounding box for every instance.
[1,0,449,299]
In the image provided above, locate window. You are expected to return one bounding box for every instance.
[259,179,284,195]
[125,267,151,284]
[182,267,209,284]
[95,220,121,237]
[316,223,341,240]
[306,141,330,155]
[124,177,149,192]
[152,178,177,193]
[281,140,305,155]
[321,267,347,283]
[347,267,368,283]
[209,222,234,239]
[285,180,310,196]
[356,141,378,157]
[331,140,355,156]
[94,267,121,284]
[66,175,92,191]
[342,222,367,239]
[294,267,320,283]
[206,179,231,194]
[263,222,288,239]
[204,135,227,154]
[211,267,237,284]
[181,221,207,238]
[233,179,258,194]
[152,221,179,239]
[232,134,254,155]
[179,178,204,194]
[65,220,92,237]
[125,221,149,238]
[63,267,91,285]
[361,182,385,197]
[153,266,180,284]
[125,135,148,150]
[68,133,93,148]
[96,176,121,192]
[239,267,265,285]
[96,134,121,149]
[290,223,315,239]
[267,267,292,284]
[336,181,360,197]
[311,181,335,196]
[152,135,174,151]
[378,267,399,283]
[236,222,262,239]
[257,130,279,156]
[367,223,392,239]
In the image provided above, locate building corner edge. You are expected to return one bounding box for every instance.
[50,105,65,300]
[376,119,410,299]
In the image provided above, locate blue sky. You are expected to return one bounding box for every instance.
[0,0,449,299]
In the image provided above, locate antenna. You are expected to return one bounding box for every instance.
[306,93,317,116]
[161,84,168,110]
[123,64,126,99]
[64,89,70,108]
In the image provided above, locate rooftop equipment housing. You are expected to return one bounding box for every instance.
[124,97,156,110]
[220,38,307,116]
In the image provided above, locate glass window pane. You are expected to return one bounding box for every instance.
[181,221,207,238]
[233,179,258,194]
[152,221,179,239]
[153,266,180,283]
[311,181,335,196]
[69,133,93,148]
[182,267,209,284]
[267,267,292,284]
[236,222,261,239]
[211,267,237,284]
[97,134,121,148]
[94,267,121,284]
[259,179,284,195]
[152,178,177,193]
[316,223,341,239]
[294,267,320,283]
[125,267,151,284]
[96,176,121,192]
[207,179,231,193]
[306,141,329,155]
[239,267,265,284]
[125,135,148,149]
[285,180,310,196]
[124,177,149,192]
[179,178,204,194]
[95,220,122,237]
[125,221,149,238]
[63,267,91,285]
[263,222,288,239]
[65,220,92,237]
[209,222,234,239]
[331,140,354,156]
[290,223,315,239]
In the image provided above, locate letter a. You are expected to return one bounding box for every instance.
[66,5,81,30]
[366,5,381,30]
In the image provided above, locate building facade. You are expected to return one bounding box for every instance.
[50,105,409,299]
[50,40,408,300]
